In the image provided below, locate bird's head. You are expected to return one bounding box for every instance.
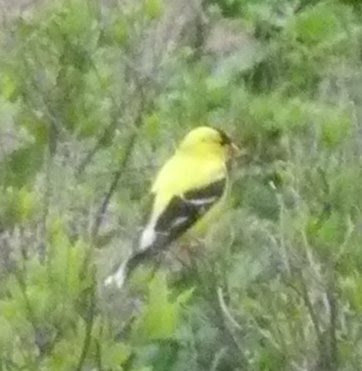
[178,126,241,162]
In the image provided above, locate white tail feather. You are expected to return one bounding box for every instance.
[104,258,129,288]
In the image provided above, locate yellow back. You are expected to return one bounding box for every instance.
[151,149,227,219]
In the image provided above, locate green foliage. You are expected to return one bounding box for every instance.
[1,0,362,369]
[144,0,165,19]
[133,273,193,341]
[0,187,40,228]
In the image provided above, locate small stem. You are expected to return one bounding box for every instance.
[299,275,324,349]
[217,287,242,331]
[95,338,103,371]
[75,274,96,371]
[77,121,118,175]
[90,126,140,242]
[327,272,338,370]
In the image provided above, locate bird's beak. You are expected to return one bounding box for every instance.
[229,142,244,158]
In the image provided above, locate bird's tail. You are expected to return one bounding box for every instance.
[104,249,157,289]
[104,257,129,288]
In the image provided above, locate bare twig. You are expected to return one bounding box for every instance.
[217,286,243,331]
[76,43,160,176]
[14,268,48,363]
[76,56,125,175]
[210,347,227,371]
[299,275,323,347]
[326,271,338,370]
[95,338,104,371]
[275,192,291,274]
[76,273,97,371]
[90,116,143,242]
[77,120,119,175]
[212,283,248,368]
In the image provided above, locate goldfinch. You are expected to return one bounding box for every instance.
[105,126,240,288]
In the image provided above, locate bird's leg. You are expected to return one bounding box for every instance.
[175,244,193,268]
[174,238,206,268]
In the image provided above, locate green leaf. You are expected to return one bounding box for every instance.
[144,0,164,20]
[315,212,347,251]
[0,187,39,228]
[133,273,191,341]
[341,274,362,313]
[291,3,344,45]
[111,18,129,45]
[144,112,161,141]
[321,112,351,148]
[1,74,17,100]
[16,187,39,223]
[102,342,131,369]
[0,145,44,187]
[0,316,13,351]
[136,273,177,340]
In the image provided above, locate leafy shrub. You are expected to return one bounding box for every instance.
[1,0,362,370]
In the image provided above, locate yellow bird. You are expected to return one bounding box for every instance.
[105,126,240,288]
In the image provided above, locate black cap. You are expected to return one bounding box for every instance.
[216,128,231,145]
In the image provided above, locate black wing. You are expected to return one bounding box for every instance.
[147,177,226,251]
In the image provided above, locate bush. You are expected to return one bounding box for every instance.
[1,0,362,369]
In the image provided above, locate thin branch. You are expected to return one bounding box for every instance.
[210,347,227,371]
[76,58,124,175]
[297,272,326,357]
[326,273,338,370]
[77,120,119,175]
[95,338,104,371]
[275,192,291,275]
[76,52,158,175]
[212,284,248,368]
[3,233,57,363]
[90,120,141,242]
[75,274,97,371]
[217,287,243,331]
[14,268,45,364]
